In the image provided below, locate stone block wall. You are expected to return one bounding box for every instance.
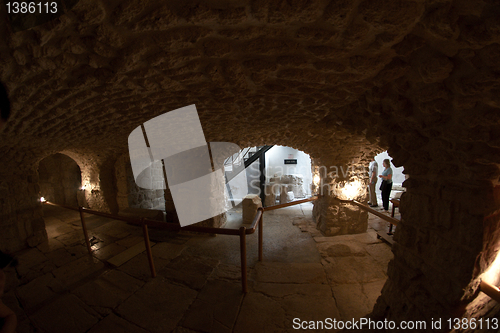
[312,160,370,236]
[0,169,47,252]
[115,153,165,211]
[314,196,369,236]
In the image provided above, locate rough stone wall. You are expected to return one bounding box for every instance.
[312,159,370,236]
[0,0,500,326]
[0,166,46,252]
[38,153,81,207]
[372,179,487,324]
[59,150,116,213]
[116,153,165,210]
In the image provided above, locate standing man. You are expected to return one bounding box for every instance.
[368,157,378,207]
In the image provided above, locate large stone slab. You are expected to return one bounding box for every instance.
[252,283,340,328]
[254,262,327,284]
[322,256,387,284]
[117,253,169,281]
[17,273,63,310]
[180,280,243,332]
[72,270,144,315]
[93,242,127,261]
[52,255,105,288]
[30,294,99,333]
[116,278,197,333]
[314,231,380,244]
[91,220,135,240]
[15,248,48,275]
[45,248,77,267]
[362,279,387,307]
[366,243,393,268]
[160,255,219,290]
[331,283,372,321]
[56,231,86,246]
[88,314,149,333]
[151,242,185,261]
[37,237,65,253]
[107,241,155,267]
[316,241,368,258]
[233,292,287,333]
[115,236,143,248]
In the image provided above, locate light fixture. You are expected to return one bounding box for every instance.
[40,197,46,202]
[337,180,363,200]
[313,174,320,186]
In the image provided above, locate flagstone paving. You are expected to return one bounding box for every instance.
[2,202,395,332]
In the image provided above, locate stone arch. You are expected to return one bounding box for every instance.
[37,153,82,207]
[58,150,119,214]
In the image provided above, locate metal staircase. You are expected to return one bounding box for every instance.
[224,145,274,205]
[224,145,273,183]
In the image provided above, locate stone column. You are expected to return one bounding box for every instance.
[312,162,369,236]
[371,177,487,324]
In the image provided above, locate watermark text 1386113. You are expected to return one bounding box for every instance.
[3,0,79,32]
[6,2,57,14]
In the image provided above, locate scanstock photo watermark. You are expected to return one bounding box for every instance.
[292,317,500,331]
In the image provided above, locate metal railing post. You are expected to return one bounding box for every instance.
[239,226,247,293]
[79,206,92,255]
[141,218,156,278]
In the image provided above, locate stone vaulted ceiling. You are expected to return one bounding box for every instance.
[1,0,500,183]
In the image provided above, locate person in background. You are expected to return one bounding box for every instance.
[0,251,17,333]
[379,159,393,212]
[0,81,10,130]
[368,157,378,207]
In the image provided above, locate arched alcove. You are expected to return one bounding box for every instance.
[38,153,82,207]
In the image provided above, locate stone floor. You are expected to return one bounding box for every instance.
[2,201,396,333]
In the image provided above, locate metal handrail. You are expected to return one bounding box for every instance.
[264,196,318,211]
[43,194,396,292]
[43,201,263,293]
[348,200,399,226]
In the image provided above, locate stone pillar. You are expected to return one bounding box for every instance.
[242,194,262,224]
[371,177,487,325]
[312,161,369,236]
[313,195,368,236]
